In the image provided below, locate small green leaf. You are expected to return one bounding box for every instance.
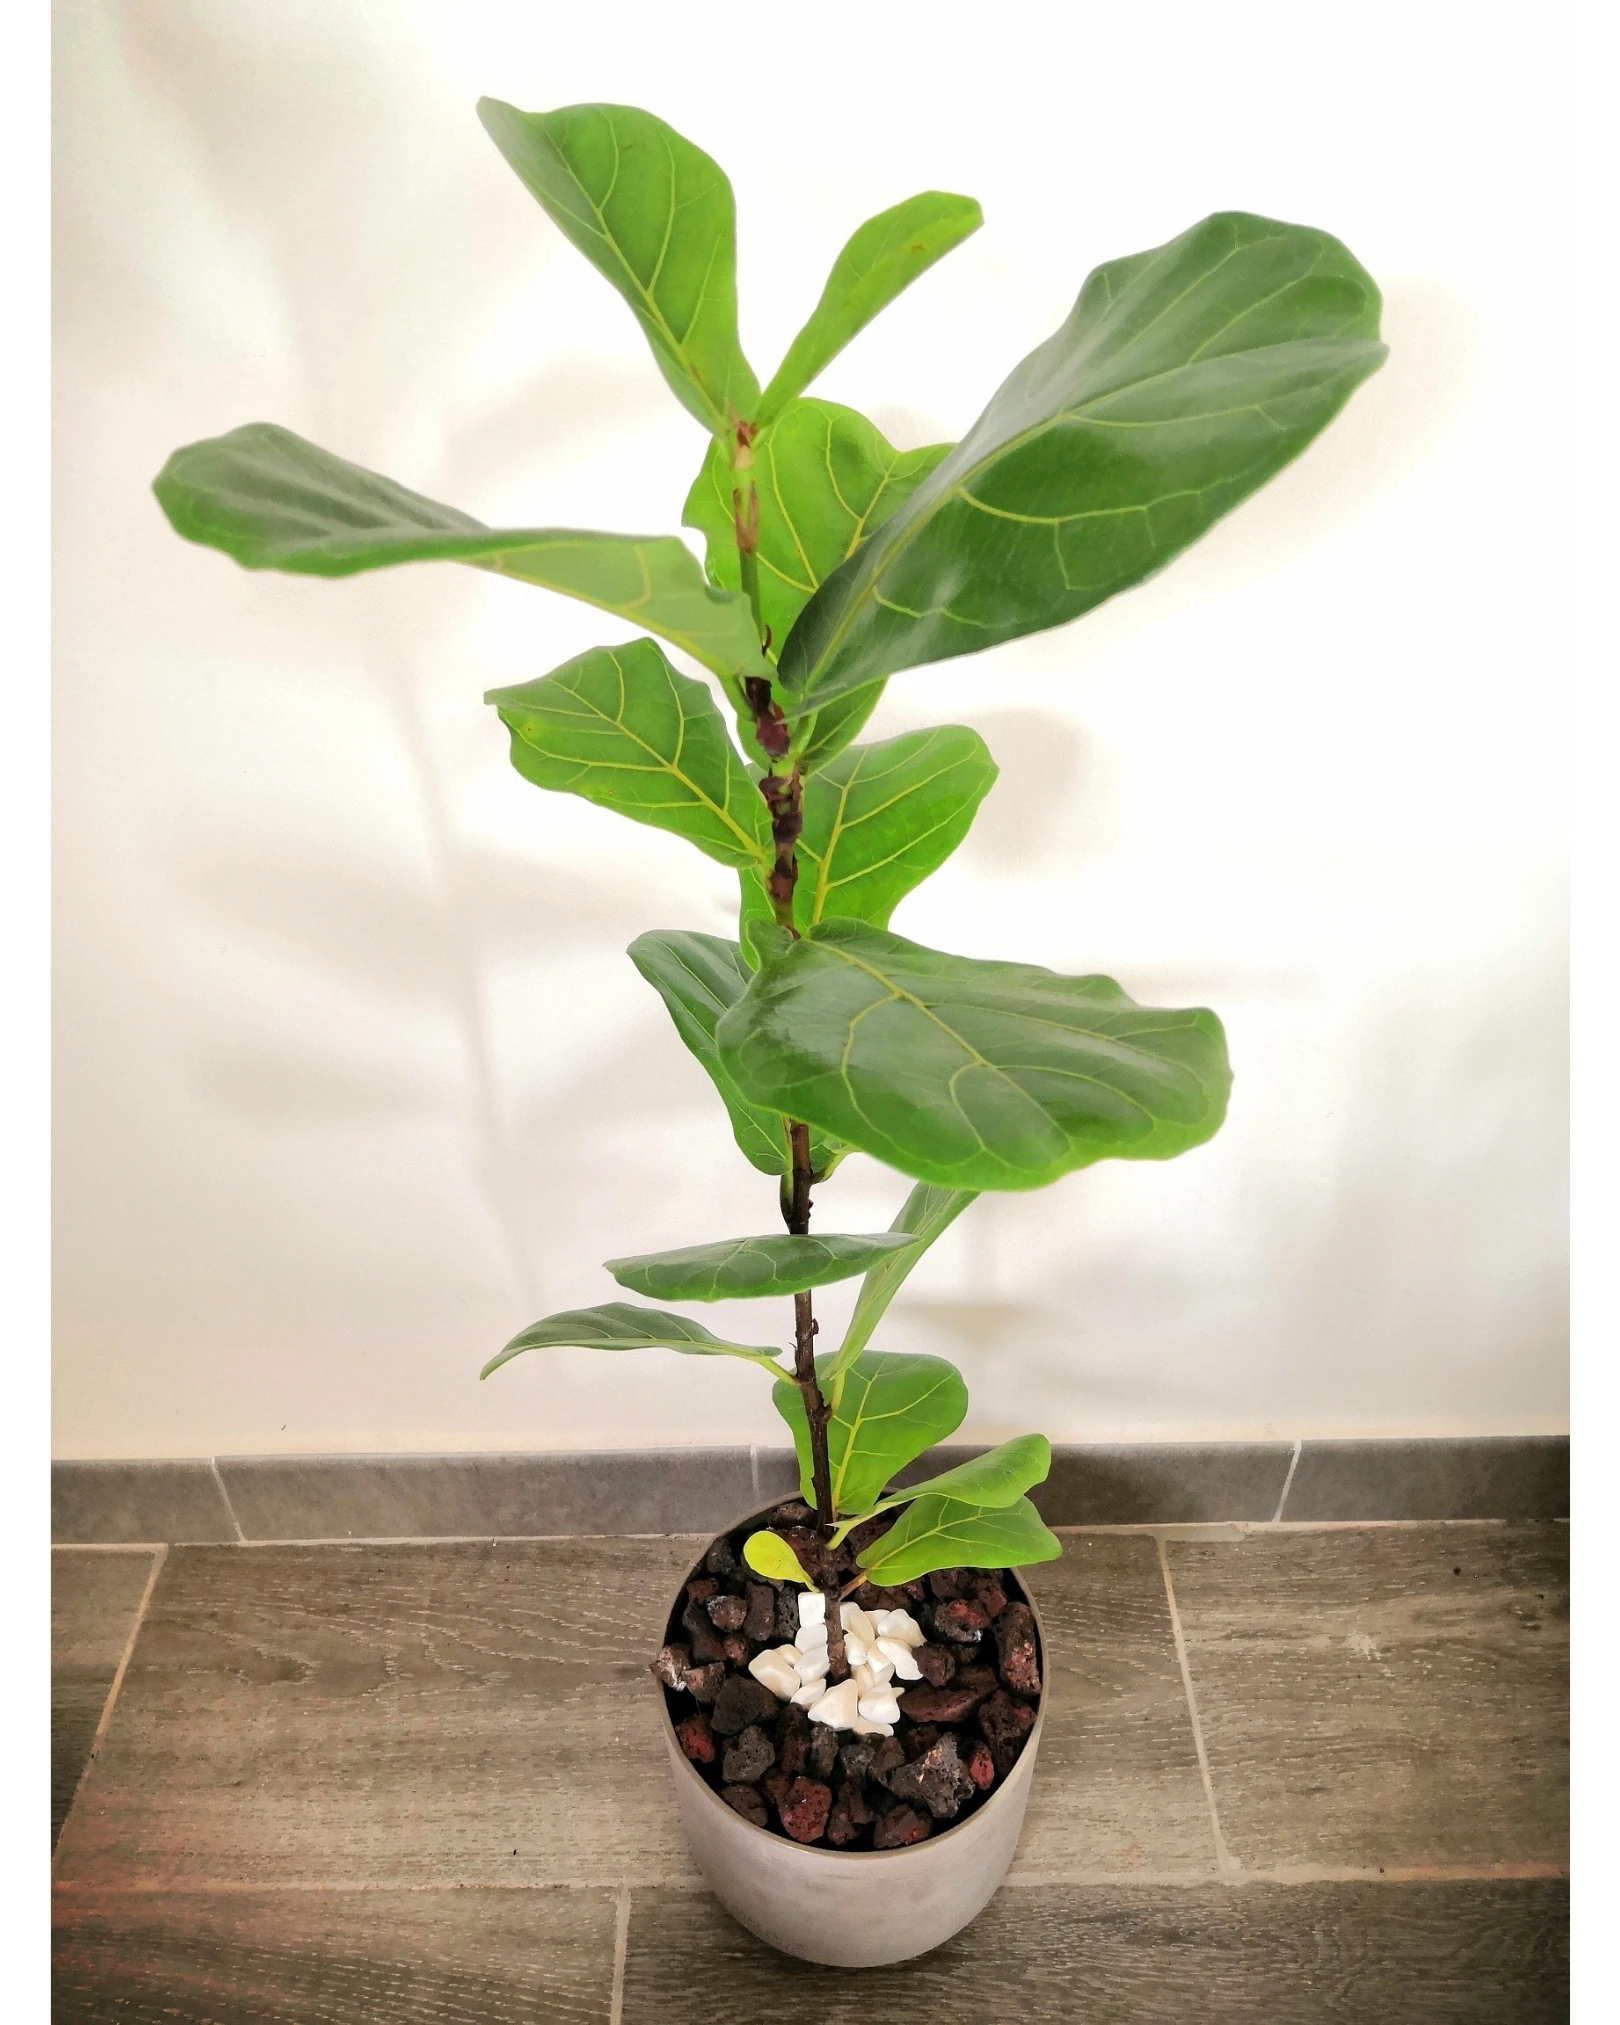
[792,681,887,776]
[626,931,843,1180]
[478,99,757,433]
[606,1232,920,1303]
[756,192,983,424]
[832,1434,1051,1543]
[684,399,949,657]
[489,641,770,873]
[776,211,1387,708]
[857,1493,1062,1583]
[718,921,1230,1191]
[743,1531,815,1587]
[773,1351,967,1517]
[831,1181,978,1382]
[482,1302,781,1379]
[153,423,768,683]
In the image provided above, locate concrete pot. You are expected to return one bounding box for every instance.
[654,1509,1047,1966]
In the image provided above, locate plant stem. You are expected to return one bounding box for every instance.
[783,1117,847,1679]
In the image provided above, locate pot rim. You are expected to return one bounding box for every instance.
[654,1499,1049,1864]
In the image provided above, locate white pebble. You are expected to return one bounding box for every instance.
[857,1691,902,1726]
[875,1636,922,1680]
[791,1679,828,1709]
[807,1679,861,1730]
[843,1632,871,1667]
[795,1621,828,1656]
[798,1590,826,1628]
[871,1608,925,1648]
[851,1715,894,1738]
[795,1648,829,1684]
[747,1648,801,1701]
[840,1604,878,1647]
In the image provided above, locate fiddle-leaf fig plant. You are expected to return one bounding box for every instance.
[152,99,1385,1680]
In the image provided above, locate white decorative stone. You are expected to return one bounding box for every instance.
[840,1604,878,1648]
[795,1620,829,1653]
[791,1678,828,1708]
[807,1679,861,1730]
[798,1590,826,1629]
[875,1636,922,1680]
[857,1690,902,1726]
[796,1648,829,1684]
[747,1647,802,1701]
[851,1714,895,1738]
[843,1631,871,1667]
[871,1608,925,1648]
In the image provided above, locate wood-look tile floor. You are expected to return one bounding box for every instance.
[51,1524,1568,2022]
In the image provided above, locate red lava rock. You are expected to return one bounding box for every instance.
[722,1632,750,1667]
[675,1713,717,1764]
[722,1784,768,1828]
[774,1588,801,1640]
[916,1643,957,1687]
[838,1741,875,1785]
[683,1661,725,1704]
[768,1501,815,1527]
[761,1767,793,1813]
[704,1536,741,1580]
[896,1668,997,1725]
[686,1576,720,1604]
[779,1528,824,1580]
[887,1734,976,1821]
[933,1599,990,1644]
[651,1643,692,1691]
[711,1675,779,1735]
[965,1739,996,1790]
[722,1723,776,1785]
[902,1723,941,1761]
[841,1512,895,1559]
[866,1736,907,1786]
[806,1725,840,1780]
[681,1600,728,1663]
[825,1783,874,1845]
[929,1567,976,1601]
[874,1803,933,1849]
[995,1602,1042,1695]
[744,1582,777,1643]
[707,1593,748,1632]
[978,1688,1037,1775]
[971,1576,1009,1620]
[778,1777,832,1845]
[778,1710,812,1777]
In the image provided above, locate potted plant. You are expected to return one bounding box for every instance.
[152,96,1385,1964]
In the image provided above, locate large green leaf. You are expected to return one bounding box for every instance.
[793,681,888,776]
[478,99,757,433]
[482,1302,782,1379]
[717,921,1231,1191]
[488,642,770,872]
[626,930,843,1180]
[856,1493,1062,1583]
[830,1433,1051,1543]
[684,399,950,659]
[741,726,998,935]
[756,192,983,425]
[605,1231,918,1303]
[153,423,768,683]
[773,1351,967,1517]
[776,211,1387,708]
[830,1181,978,1383]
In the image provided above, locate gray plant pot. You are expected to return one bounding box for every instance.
[654,1513,1047,1966]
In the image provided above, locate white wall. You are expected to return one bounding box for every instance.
[52,0,1568,1458]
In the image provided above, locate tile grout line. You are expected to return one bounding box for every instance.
[1158,1535,1240,1881]
[210,1457,248,1544]
[609,1882,631,2024]
[52,1545,168,1875]
[1270,1440,1304,1523]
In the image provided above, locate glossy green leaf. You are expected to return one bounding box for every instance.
[482,1302,781,1379]
[488,641,770,872]
[756,192,983,425]
[792,680,888,776]
[776,211,1387,708]
[830,1181,978,1383]
[830,1433,1051,1543]
[626,931,843,1180]
[856,1493,1062,1583]
[717,921,1231,1191]
[605,1231,918,1303]
[153,423,768,682]
[478,98,757,432]
[773,1351,967,1517]
[743,1531,815,1587]
[684,399,950,658]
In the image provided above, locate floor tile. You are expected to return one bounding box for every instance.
[51,1550,157,1849]
[1167,1525,1568,1870]
[622,1880,1567,2023]
[52,1539,703,1889]
[51,1887,616,2024]
[1015,1534,1217,1876]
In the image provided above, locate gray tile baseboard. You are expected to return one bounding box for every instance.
[51,1437,1568,1544]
